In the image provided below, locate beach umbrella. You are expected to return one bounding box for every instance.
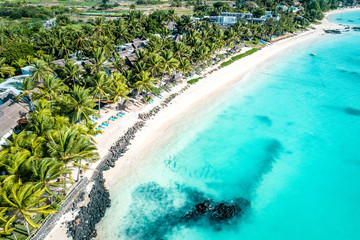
[123,101,133,108]
[135,94,142,100]
[165,83,172,89]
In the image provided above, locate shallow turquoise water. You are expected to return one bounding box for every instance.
[98,13,360,240]
[329,10,360,25]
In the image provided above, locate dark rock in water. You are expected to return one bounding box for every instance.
[345,107,360,116]
[255,115,272,126]
[182,197,250,224]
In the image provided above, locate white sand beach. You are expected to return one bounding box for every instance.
[44,7,359,240]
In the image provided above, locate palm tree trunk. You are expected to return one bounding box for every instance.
[28,94,35,112]
[76,160,81,182]
[98,95,101,115]
[25,221,30,236]
[13,231,18,240]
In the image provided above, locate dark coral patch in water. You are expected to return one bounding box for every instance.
[121,183,250,240]
[255,115,272,126]
[345,107,360,116]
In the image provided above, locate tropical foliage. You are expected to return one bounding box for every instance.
[0,1,337,237]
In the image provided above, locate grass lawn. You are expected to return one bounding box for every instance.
[244,40,266,48]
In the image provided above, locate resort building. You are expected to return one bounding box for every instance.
[209,11,278,26]
[21,65,34,75]
[277,5,289,11]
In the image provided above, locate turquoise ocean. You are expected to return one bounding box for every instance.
[97,11,360,240]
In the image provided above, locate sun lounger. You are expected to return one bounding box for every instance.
[102,122,109,127]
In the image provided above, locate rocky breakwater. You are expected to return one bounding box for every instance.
[66,121,145,240]
[66,85,193,239]
[67,172,110,239]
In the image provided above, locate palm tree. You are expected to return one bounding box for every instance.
[30,59,53,83]
[73,30,89,58]
[39,76,68,100]
[112,18,132,44]
[0,183,56,236]
[32,158,71,197]
[62,60,82,86]
[178,58,192,76]
[11,58,27,70]
[0,57,16,78]
[111,55,125,73]
[146,53,164,78]
[0,150,31,189]
[111,73,129,103]
[17,77,36,112]
[26,109,60,136]
[160,50,179,83]
[46,126,99,182]
[134,71,156,94]
[90,71,112,115]
[90,48,107,74]
[92,17,112,43]
[65,85,97,123]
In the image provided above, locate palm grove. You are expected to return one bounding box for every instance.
[0,0,340,237]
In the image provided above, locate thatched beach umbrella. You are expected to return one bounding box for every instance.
[165,83,172,89]
[134,94,143,101]
[123,101,133,109]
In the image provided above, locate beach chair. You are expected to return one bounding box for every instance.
[102,122,109,127]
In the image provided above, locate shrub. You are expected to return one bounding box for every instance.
[187,77,201,84]
[0,41,34,64]
[231,48,258,61]
[217,54,225,60]
[220,59,233,67]
[150,87,160,95]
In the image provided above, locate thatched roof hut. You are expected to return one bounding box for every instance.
[125,55,137,67]
[117,51,128,58]
[0,99,29,137]
[132,41,143,49]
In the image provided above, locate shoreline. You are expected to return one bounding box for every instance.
[102,8,358,187]
[44,7,359,240]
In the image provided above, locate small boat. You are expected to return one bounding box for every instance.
[310,53,316,56]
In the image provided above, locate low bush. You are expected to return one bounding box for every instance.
[217,54,225,60]
[220,59,233,67]
[187,77,201,84]
[231,48,258,61]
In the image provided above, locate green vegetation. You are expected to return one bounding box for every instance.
[187,77,201,84]
[231,48,258,61]
[220,59,234,67]
[220,48,258,67]
[0,0,342,238]
[0,2,70,19]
